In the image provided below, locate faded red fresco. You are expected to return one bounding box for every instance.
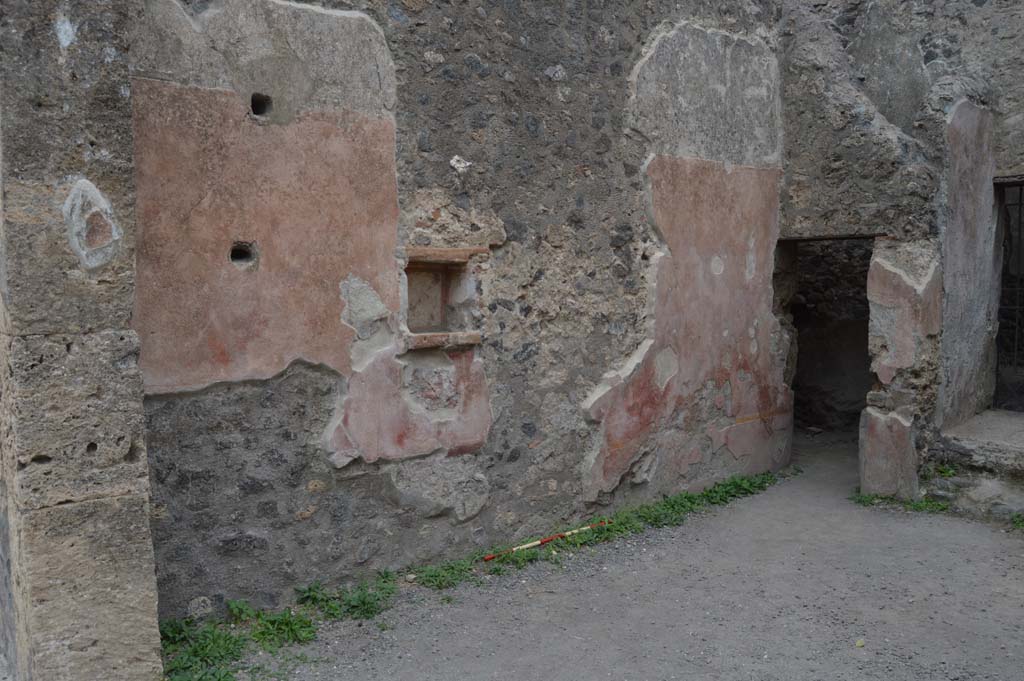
[132,78,400,393]
[585,156,792,496]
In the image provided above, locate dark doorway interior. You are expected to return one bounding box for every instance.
[995,182,1024,411]
[790,239,875,430]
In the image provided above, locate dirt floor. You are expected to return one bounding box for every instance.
[243,432,1024,681]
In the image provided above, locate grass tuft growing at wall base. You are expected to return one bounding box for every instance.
[159,471,781,680]
[160,574,397,680]
[850,491,950,513]
[462,471,779,583]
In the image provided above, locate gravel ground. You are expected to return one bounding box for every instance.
[242,432,1024,680]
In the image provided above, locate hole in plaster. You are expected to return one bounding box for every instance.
[250,93,273,117]
[230,242,258,269]
[404,261,478,335]
[85,443,98,454]
[30,454,53,464]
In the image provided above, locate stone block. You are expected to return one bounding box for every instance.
[0,1,138,335]
[10,495,161,680]
[859,407,918,499]
[1,331,150,511]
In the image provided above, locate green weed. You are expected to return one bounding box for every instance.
[1011,513,1024,531]
[296,571,398,621]
[226,599,256,624]
[160,606,317,679]
[469,472,779,582]
[414,558,476,590]
[161,471,782,679]
[851,491,883,507]
[249,609,316,652]
[161,620,247,681]
[851,490,949,513]
[904,498,950,513]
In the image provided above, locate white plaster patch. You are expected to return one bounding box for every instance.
[449,156,473,174]
[710,255,725,276]
[62,179,123,270]
[654,346,679,390]
[581,339,654,418]
[55,13,77,51]
[339,275,391,339]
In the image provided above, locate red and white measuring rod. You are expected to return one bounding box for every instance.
[482,521,610,562]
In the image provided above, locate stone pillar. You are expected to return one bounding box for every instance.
[860,238,942,499]
[0,2,162,679]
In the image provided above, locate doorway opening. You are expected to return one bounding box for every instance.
[995,181,1024,411]
[783,238,875,433]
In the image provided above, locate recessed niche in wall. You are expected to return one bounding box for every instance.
[405,246,487,348]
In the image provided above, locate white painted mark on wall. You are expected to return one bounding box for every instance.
[710,255,725,276]
[449,156,473,174]
[55,13,77,50]
[63,179,123,270]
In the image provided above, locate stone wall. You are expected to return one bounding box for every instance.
[134,0,793,618]
[0,2,1018,675]
[0,1,162,678]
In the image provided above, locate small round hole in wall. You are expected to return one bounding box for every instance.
[230,241,258,269]
[251,93,273,117]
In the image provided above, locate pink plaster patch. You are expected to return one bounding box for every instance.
[333,346,492,464]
